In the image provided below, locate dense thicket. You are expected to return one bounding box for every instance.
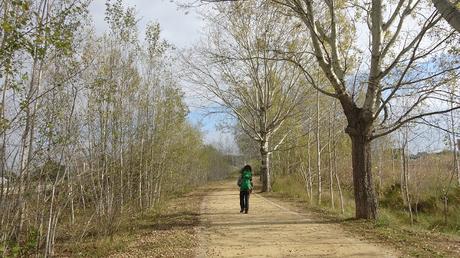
[0,0,231,256]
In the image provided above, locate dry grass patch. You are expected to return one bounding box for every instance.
[56,190,204,257]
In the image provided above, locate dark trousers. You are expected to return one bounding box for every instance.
[240,190,250,212]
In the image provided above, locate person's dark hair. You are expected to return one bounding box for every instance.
[242,164,252,173]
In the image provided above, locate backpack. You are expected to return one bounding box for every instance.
[237,175,242,186]
[240,171,252,191]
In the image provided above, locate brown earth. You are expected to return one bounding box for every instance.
[106,192,203,258]
[73,180,404,257]
[197,180,400,257]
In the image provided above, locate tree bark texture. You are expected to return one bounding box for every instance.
[260,140,271,192]
[346,109,378,219]
[349,134,378,219]
[432,0,460,33]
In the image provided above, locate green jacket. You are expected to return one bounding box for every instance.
[239,170,253,191]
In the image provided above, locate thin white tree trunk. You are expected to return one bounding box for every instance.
[307,131,313,203]
[316,90,322,205]
[334,144,345,214]
[328,111,334,209]
[400,132,413,224]
[449,90,460,186]
[377,145,383,197]
[139,138,144,209]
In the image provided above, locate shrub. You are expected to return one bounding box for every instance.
[380,184,405,210]
[415,196,438,213]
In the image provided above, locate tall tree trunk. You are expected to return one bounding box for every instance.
[401,140,413,224]
[377,145,383,198]
[18,56,43,237]
[334,144,345,214]
[331,100,343,213]
[432,0,460,33]
[45,185,57,257]
[392,149,396,182]
[0,2,9,219]
[308,138,313,203]
[344,105,378,219]
[400,148,407,206]
[260,139,271,192]
[328,113,334,209]
[139,138,144,209]
[449,91,460,186]
[348,132,377,219]
[307,124,313,203]
[316,91,322,205]
[0,73,8,210]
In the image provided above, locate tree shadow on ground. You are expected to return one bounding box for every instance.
[136,211,343,231]
[206,219,341,227]
[138,211,201,231]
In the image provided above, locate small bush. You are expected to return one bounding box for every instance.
[1,228,39,257]
[415,196,438,213]
[447,187,460,206]
[380,184,405,210]
[272,175,308,201]
[375,211,391,227]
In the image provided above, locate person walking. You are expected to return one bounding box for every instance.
[237,165,253,214]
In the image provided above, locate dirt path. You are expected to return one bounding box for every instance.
[197,181,400,257]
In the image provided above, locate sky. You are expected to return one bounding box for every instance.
[89,0,239,153]
[87,1,451,155]
[89,0,204,48]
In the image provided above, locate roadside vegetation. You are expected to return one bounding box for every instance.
[0,1,232,256]
[267,149,460,257]
[56,187,205,257]
[2,0,460,256]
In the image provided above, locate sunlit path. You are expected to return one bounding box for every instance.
[197,181,398,257]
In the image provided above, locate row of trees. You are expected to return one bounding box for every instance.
[0,0,231,256]
[186,0,460,219]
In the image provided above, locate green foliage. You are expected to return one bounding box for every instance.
[0,0,233,255]
[105,0,138,43]
[446,187,460,206]
[272,174,309,200]
[200,145,233,181]
[381,183,460,217]
[145,22,170,57]
[61,235,128,257]
[273,168,460,236]
[380,184,405,210]
[30,160,65,183]
[375,210,391,227]
[1,228,39,257]
[416,196,439,213]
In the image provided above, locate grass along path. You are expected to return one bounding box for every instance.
[60,179,460,257]
[107,192,202,258]
[57,190,204,257]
